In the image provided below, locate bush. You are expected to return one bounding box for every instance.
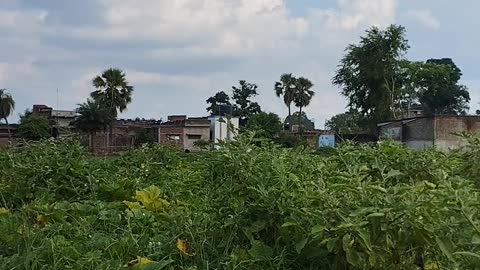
[1,136,480,269]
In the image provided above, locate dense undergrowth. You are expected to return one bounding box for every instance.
[1,135,480,269]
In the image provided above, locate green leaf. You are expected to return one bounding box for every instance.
[472,234,480,245]
[249,240,273,259]
[385,169,403,180]
[311,225,325,236]
[346,249,362,266]
[123,201,142,210]
[295,238,308,254]
[435,236,455,262]
[366,212,385,218]
[342,234,354,252]
[281,221,297,228]
[454,251,480,260]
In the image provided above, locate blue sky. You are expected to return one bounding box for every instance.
[1,0,479,126]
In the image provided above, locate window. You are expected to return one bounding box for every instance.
[167,135,180,141]
[187,134,202,140]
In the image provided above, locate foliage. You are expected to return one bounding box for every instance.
[293,77,315,131]
[232,80,262,127]
[0,89,15,139]
[135,128,156,146]
[333,25,409,127]
[75,99,114,134]
[16,115,51,141]
[404,58,470,115]
[1,136,480,269]
[326,110,368,134]
[206,91,231,115]
[91,68,134,118]
[285,111,315,131]
[246,112,283,139]
[275,74,297,117]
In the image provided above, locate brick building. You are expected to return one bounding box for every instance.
[378,115,480,151]
[159,115,211,151]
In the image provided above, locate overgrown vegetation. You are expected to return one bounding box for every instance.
[1,136,480,269]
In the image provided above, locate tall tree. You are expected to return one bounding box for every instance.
[74,99,114,152]
[293,77,314,132]
[0,89,15,139]
[333,25,409,127]
[91,68,134,118]
[206,91,232,115]
[91,68,133,150]
[232,80,262,127]
[274,74,296,117]
[405,58,470,115]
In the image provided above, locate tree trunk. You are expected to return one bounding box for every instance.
[299,106,303,134]
[4,118,11,140]
[89,132,94,153]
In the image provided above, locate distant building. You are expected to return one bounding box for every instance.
[378,115,480,151]
[290,129,335,148]
[0,124,18,145]
[159,115,211,151]
[32,104,76,133]
[209,116,239,144]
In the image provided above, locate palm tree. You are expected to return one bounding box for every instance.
[75,99,114,152]
[91,68,134,151]
[274,74,297,118]
[293,77,314,132]
[91,68,134,117]
[0,89,15,139]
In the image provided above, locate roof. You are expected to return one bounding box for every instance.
[377,114,480,126]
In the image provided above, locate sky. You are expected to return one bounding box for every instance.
[1,0,479,127]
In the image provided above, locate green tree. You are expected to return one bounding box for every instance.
[135,128,155,146]
[74,99,114,151]
[232,80,262,127]
[0,89,15,139]
[246,112,283,139]
[326,110,368,134]
[91,68,134,118]
[206,91,232,115]
[285,111,315,131]
[17,114,50,141]
[293,77,314,131]
[275,74,297,118]
[333,25,409,127]
[405,58,470,115]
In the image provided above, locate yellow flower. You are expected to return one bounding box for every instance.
[0,207,9,215]
[177,239,196,256]
[127,257,153,268]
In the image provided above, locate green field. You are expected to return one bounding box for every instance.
[1,136,480,269]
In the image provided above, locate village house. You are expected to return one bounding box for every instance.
[377,115,480,151]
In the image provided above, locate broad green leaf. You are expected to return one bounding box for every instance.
[366,212,385,218]
[454,251,480,260]
[123,201,142,210]
[472,234,480,245]
[435,236,455,262]
[295,238,308,254]
[385,169,403,180]
[249,240,273,259]
[346,249,362,266]
[311,225,325,236]
[281,221,297,228]
[342,234,353,252]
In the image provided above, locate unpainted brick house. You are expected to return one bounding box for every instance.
[377,115,480,151]
[159,115,210,151]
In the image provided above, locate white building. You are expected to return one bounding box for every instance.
[209,116,239,144]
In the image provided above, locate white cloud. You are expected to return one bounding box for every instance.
[309,0,397,31]
[0,61,39,83]
[0,9,47,33]
[406,10,440,30]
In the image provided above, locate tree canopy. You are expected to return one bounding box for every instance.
[405,58,470,115]
[246,112,283,139]
[75,99,114,134]
[0,89,15,139]
[206,91,231,115]
[17,114,51,141]
[275,74,297,117]
[91,68,134,118]
[326,110,368,134]
[232,80,262,127]
[333,25,409,126]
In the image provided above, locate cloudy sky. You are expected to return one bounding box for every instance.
[1,0,479,126]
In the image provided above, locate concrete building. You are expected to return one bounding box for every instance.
[51,110,76,128]
[209,116,239,144]
[378,115,480,151]
[159,116,211,151]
